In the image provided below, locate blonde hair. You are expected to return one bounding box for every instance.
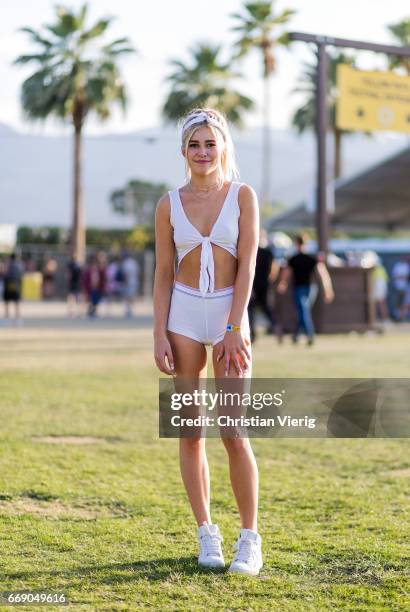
[180,108,240,185]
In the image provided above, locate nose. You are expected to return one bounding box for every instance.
[197,145,208,156]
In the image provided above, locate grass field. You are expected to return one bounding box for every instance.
[0,326,409,611]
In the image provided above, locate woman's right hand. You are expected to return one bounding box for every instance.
[154,335,176,376]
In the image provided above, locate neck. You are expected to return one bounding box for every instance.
[189,171,221,190]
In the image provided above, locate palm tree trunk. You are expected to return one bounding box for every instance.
[72,123,85,263]
[261,72,272,208]
[334,127,342,180]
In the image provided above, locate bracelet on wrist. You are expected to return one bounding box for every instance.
[226,324,241,332]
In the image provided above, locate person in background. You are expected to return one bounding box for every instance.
[391,256,409,322]
[3,253,23,325]
[105,256,123,314]
[247,228,279,343]
[121,251,140,318]
[42,257,58,299]
[404,255,410,322]
[372,256,389,323]
[83,252,107,318]
[277,234,334,346]
[66,256,82,317]
[0,258,5,302]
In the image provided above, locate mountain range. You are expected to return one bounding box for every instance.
[0,122,407,228]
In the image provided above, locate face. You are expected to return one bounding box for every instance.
[182,126,224,178]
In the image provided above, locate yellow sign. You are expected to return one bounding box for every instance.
[336,65,410,134]
[21,272,43,301]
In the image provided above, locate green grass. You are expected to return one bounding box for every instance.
[0,328,409,611]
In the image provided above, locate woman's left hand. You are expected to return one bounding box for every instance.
[216,331,251,376]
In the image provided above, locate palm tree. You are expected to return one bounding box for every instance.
[162,42,254,125]
[231,1,296,205]
[15,3,135,263]
[387,18,410,75]
[292,52,355,180]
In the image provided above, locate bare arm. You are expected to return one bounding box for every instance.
[316,261,334,303]
[268,260,280,283]
[228,184,259,326]
[217,184,259,376]
[277,266,291,293]
[153,194,176,375]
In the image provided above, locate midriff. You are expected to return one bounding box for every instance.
[175,243,237,290]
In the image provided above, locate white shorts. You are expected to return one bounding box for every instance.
[167,281,250,346]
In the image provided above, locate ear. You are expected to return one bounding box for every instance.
[181,146,186,158]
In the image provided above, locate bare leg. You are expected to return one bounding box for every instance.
[222,437,259,532]
[378,299,389,321]
[212,339,259,532]
[168,331,211,527]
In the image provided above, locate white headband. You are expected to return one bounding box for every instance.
[181,112,226,143]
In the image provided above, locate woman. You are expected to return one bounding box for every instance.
[153,108,262,575]
[82,252,107,318]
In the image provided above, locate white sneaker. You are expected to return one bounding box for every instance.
[228,528,263,576]
[198,523,225,568]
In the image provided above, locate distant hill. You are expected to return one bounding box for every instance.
[0,123,406,228]
[0,122,21,136]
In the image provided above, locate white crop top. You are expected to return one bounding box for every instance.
[169,181,242,296]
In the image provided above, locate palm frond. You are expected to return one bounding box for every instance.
[276,32,291,46]
[79,18,112,43]
[387,19,410,45]
[387,19,410,73]
[14,53,53,65]
[270,8,297,25]
[104,46,135,56]
[46,9,79,38]
[102,37,135,55]
[19,27,53,48]
[78,3,88,29]
[245,2,272,22]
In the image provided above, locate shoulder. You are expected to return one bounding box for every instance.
[156,192,171,212]
[237,183,258,213]
[155,192,171,221]
[238,183,257,204]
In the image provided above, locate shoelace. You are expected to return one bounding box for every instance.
[201,533,222,557]
[234,539,257,564]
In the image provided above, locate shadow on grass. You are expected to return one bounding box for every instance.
[8,553,396,588]
[7,556,228,585]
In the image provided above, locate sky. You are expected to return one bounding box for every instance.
[1,0,409,135]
